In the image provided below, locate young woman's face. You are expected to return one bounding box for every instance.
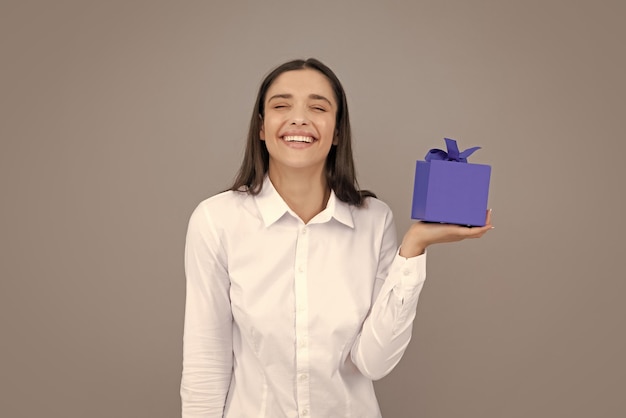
[260,69,337,175]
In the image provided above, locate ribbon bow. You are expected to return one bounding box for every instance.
[425,138,481,163]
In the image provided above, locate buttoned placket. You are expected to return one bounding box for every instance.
[294,224,310,417]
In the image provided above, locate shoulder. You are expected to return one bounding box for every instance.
[197,189,247,208]
[355,196,393,217]
[347,196,395,230]
[188,190,252,227]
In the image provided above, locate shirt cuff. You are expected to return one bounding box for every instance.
[389,250,426,300]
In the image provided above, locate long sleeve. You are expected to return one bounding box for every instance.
[350,209,427,380]
[181,204,233,417]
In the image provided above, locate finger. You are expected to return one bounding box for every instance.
[475,225,493,237]
[465,223,492,238]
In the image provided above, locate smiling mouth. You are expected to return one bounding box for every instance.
[283,135,314,144]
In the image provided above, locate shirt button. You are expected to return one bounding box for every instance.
[403,269,411,276]
[301,227,307,235]
[302,408,309,416]
[298,265,305,273]
[299,373,308,381]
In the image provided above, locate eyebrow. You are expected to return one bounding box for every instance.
[267,93,333,106]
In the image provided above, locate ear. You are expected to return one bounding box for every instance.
[332,129,339,145]
[259,114,265,141]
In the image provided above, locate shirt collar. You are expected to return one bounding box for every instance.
[254,176,355,228]
[322,189,355,228]
[254,176,291,227]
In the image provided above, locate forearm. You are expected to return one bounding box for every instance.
[181,277,233,417]
[351,253,426,380]
[181,330,232,417]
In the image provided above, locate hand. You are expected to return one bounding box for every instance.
[399,209,493,258]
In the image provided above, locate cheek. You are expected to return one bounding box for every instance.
[262,117,279,134]
[322,118,336,136]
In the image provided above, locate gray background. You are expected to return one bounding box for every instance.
[2,1,625,417]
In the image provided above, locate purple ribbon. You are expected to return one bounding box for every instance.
[425,138,481,163]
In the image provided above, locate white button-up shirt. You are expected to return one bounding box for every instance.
[181,177,426,417]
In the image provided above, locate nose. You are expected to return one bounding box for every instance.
[290,107,309,125]
[290,118,307,125]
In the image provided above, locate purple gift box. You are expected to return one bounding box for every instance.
[411,138,491,226]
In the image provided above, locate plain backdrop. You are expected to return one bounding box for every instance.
[1,1,625,417]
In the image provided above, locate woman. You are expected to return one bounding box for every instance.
[181,58,492,417]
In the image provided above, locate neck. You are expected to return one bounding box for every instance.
[268,166,330,224]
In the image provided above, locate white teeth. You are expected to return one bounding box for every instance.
[283,135,313,143]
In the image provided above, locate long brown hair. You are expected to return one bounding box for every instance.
[229,58,375,206]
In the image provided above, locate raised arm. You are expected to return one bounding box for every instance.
[351,209,492,380]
